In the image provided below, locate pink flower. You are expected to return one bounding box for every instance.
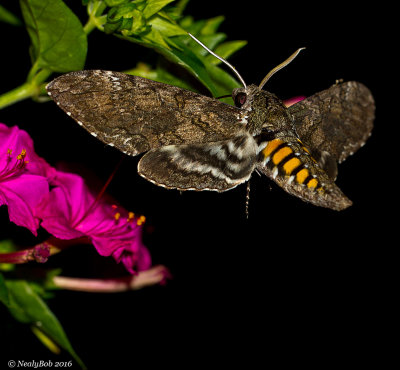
[283,96,306,107]
[0,123,51,235]
[35,170,151,273]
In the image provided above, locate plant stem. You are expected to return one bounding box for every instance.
[0,67,52,110]
[0,236,89,264]
[83,17,96,34]
[0,82,37,110]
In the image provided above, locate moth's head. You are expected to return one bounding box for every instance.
[232,85,260,111]
[231,47,306,114]
[234,86,291,135]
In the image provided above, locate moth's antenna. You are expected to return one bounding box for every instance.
[259,48,305,90]
[188,33,247,89]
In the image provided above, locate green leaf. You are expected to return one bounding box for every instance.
[0,239,16,253]
[206,62,242,93]
[105,3,151,35]
[140,28,172,49]
[6,280,85,368]
[31,326,61,354]
[0,4,22,26]
[148,14,187,37]
[105,0,130,6]
[189,33,226,56]
[143,0,176,19]
[0,240,16,272]
[206,40,247,65]
[148,38,221,96]
[0,273,9,306]
[200,16,224,35]
[20,0,88,73]
[96,2,247,98]
[168,0,189,17]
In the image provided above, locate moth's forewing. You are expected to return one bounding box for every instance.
[138,133,258,192]
[47,70,244,156]
[289,81,375,163]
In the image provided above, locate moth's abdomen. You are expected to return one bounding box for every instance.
[256,137,352,210]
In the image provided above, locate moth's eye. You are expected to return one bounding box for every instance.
[234,92,247,107]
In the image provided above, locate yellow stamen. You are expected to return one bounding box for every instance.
[137,215,146,226]
[17,149,27,161]
[127,212,135,222]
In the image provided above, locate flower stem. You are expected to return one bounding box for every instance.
[0,236,90,264]
[52,265,170,292]
[83,17,96,35]
[0,82,37,110]
[0,243,54,264]
[84,1,107,34]
[0,67,52,110]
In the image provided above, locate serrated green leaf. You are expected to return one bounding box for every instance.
[20,0,87,73]
[105,0,130,6]
[106,4,151,36]
[179,15,193,29]
[148,14,186,37]
[168,0,189,17]
[206,40,247,65]
[189,33,226,57]
[0,273,9,306]
[154,41,220,96]
[0,4,22,26]
[143,0,176,18]
[140,28,171,49]
[206,62,242,92]
[200,16,224,35]
[125,62,159,80]
[184,18,206,35]
[107,4,247,98]
[6,280,85,368]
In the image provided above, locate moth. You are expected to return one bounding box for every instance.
[47,33,375,211]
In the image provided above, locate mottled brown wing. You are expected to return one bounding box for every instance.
[288,81,375,163]
[46,70,244,156]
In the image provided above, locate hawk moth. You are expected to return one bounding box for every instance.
[46,35,375,211]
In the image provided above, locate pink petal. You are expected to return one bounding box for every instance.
[35,171,92,239]
[283,96,306,107]
[0,174,49,235]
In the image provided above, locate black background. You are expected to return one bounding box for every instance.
[0,1,394,368]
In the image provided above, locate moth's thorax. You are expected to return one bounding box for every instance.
[232,85,293,136]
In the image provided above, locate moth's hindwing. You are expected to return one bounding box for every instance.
[138,132,258,192]
[289,81,375,163]
[255,133,352,211]
[46,70,244,156]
